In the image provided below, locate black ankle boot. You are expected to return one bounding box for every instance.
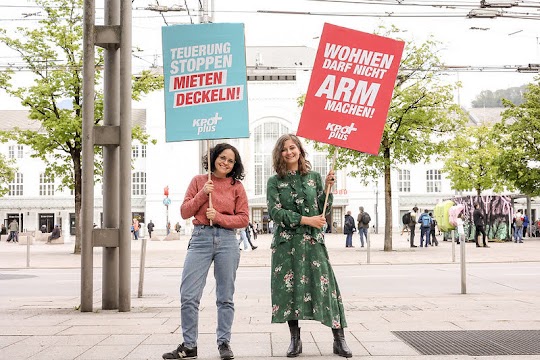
[287,325,302,357]
[332,328,352,358]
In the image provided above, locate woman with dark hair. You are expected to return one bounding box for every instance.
[163,143,248,360]
[266,134,352,358]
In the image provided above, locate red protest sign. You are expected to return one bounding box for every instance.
[297,23,404,155]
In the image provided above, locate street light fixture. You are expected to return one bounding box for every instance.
[480,0,518,8]
[517,63,540,73]
[467,8,502,18]
[145,4,185,12]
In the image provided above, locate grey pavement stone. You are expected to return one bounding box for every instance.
[1,232,540,359]
[0,335,27,348]
[27,345,91,360]
[74,344,136,359]
[363,339,419,356]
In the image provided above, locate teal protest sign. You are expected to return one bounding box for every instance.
[162,23,249,141]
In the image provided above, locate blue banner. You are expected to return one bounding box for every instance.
[162,23,249,142]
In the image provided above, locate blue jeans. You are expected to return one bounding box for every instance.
[420,227,430,246]
[345,233,353,247]
[358,227,368,247]
[180,225,240,347]
[514,225,523,241]
[239,229,249,250]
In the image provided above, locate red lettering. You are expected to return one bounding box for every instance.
[170,71,226,91]
[173,86,243,108]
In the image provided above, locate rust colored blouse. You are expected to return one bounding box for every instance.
[181,174,249,229]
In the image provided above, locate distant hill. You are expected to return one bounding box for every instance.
[471,85,528,108]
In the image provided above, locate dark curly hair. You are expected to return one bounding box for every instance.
[202,143,245,185]
[272,134,311,178]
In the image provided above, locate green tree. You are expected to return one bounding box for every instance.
[441,124,507,196]
[0,154,16,196]
[0,0,163,253]
[303,29,466,251]
[494,80,540,196]
[471,85,527,108]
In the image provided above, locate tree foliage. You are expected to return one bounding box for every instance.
[494,80,540,196]
[303,27,467,251]
[471,85,527,108]
[0,154,16,196]
[441,124,508,196]
[0,0,163,253]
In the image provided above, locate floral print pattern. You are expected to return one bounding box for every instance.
[267,171,347,329]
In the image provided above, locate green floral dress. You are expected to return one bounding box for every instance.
[266,170,347,329]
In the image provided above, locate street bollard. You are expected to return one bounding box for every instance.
[26,236,30,268]
[460,233,467,294]
[451,229,456,263]
[138,235,147,298]
[366,231,371,264]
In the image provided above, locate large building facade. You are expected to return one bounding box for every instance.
[0,47,536,240]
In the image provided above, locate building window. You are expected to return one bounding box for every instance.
[253,121,289,196]
[332,207,343,232]
[141,145,146,158]
[426,169,442,193]
[312,153,334,191]
[132,145,139,158]
[247,74,296,81]
[132,171,146,195]
[398,169,411,192]
[39,173,55,196]
[8,145,23,159]
[9,173,23,196]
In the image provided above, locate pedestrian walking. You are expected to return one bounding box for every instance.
[7,219,19,243]
[473,202,489,248]
[514,209,524,243]
[244,224,257,250]
[356,206,371,247]
[418,209,432,247]
[147,220,155,239]
[429,212,438,246]
[132,218,140,240]
[343,211,356,248]
[404,207,418,247]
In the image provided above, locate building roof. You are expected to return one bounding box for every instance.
[466,107,504,126]
[0,109,146,131]
[246,46,316,69]
[148,46,317,76]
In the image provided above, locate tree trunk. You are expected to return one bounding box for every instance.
[383,143,393,251]
[73,152,82,254]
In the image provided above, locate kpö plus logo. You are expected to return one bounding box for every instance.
[192,112,222,135]
[326,121,357,141]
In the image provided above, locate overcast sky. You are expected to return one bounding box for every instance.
[132,0,540,107]
[0,0,539,108]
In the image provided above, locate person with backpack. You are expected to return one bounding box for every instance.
[428,212,438,246]
[418,209,432,247]
[400,213,409,236]
[344,210,356,248]
[357,206,371,247]
[406,206,419,248]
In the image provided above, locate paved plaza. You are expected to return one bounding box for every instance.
[1,231,540,359]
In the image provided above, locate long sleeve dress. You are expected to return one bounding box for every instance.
[266,170,347,329]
